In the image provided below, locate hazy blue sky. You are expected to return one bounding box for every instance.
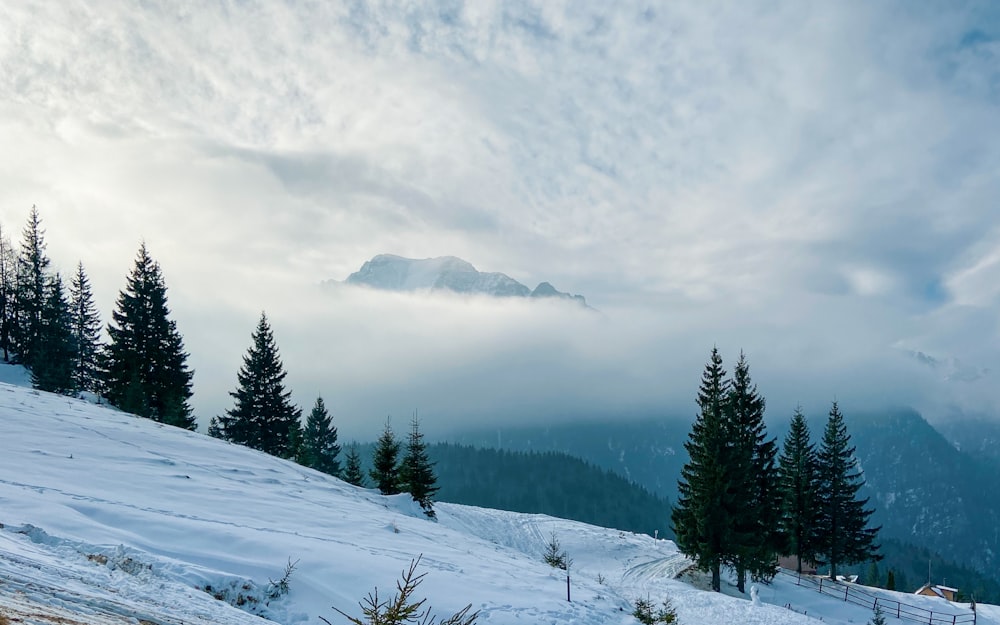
[1,1,998,437]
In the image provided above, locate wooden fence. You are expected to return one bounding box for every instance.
[776,569,976,625]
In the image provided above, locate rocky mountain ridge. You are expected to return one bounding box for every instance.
[338,254,588,306]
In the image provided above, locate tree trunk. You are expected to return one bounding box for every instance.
[712,563,721,592]
[737,561,746,593]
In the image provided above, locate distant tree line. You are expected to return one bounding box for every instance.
[672,348,880,592]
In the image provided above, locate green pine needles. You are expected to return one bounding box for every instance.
[322,556,478,625]
[673,348,880,592]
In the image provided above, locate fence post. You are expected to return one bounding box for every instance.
[897,601,901,619]
[845,584,849,601]
[819,577,823,592]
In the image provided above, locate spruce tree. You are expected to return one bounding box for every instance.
[777,406,822,574]
[216,312,301,457]
[287,420,304,461]
[671,347,733,592]
[400,413,438,518]
[299,395,342,475]
[31,274,77,394]
[342,443,365,487]
[815,401,880,579]
[104,243,194,428]
[869,603,887,625]
[0,224,16,362]
[865,561,881,587]
[370,419,401,495]
[725,351,778,590]
[14,205,51,367]
[69,262,102,393]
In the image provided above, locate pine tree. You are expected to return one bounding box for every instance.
[342,443,365,487]
[0,223,17,362]
[671,347,733,592]
[103,243,194,428]
[869,603,887,625]
[886,569,896,591]
[14,206,51,367]
[69,262,102,393]
[370,419,401,495]
[725,351,778,590]
[287,420,304,462]
[777,406,822,574]
[815,401,880,579]
[865,561,882,588]
[400,413,438,518]
[31,274,77,394]
[299,396,342,475]
[216,312,301,457]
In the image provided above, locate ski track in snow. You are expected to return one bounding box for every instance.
[0,368,992,625]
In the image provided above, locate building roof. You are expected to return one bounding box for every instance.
[915,583,958,599]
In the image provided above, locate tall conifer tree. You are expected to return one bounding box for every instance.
[0,224,17,362]
[342,443,366,487]
[400,413,438,518]
[70,262,102,393]
[299,395,341,475]
[815,401,880,578]
[370,419,401,495]
[726,352,778,590]
[104,243,194,428]
[672,347,733,592]
[216,312,301,458]
[777,406,822,574]
[31,274,77,394]
[14,206,51,367]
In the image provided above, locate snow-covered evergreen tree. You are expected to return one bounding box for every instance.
[342,443,365,487]
[103,243,194,429]
[672,347,733,592]
[777,406,822,574]
[400,414,438,518]
[815,401,880,578]
[31,274,77,394]
[0,223,17,362]
[299,396,341,476]
[14,205,51,367]
[69,262,102,393]
[725,351,778,590]
[370,419,401,495]
[216,312,301,457]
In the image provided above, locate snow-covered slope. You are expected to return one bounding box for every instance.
[0,372,986,624]
[341,254,587,305]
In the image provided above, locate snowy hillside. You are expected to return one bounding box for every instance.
[0,372,990,625]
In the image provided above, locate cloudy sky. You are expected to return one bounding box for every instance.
[1,1,999,437]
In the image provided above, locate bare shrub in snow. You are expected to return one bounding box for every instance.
[323,555,478,625]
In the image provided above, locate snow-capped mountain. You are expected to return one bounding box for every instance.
[340,254,588,305]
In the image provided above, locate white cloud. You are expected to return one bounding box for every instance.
[1,0,999,435]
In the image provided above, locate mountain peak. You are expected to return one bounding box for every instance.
[341,254,588,306]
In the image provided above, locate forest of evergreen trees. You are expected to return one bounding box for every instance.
[672,348,881,593]
[0,206,439,515]
[0,207,193,426]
